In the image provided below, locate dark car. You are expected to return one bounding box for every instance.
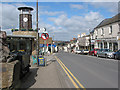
[113,49,120,59]
[89,48,99,56]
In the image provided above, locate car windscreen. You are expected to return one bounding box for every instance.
[95,49,99,51]
[104,49,112,52]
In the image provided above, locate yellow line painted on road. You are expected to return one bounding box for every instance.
[55,56,80,89]
[55,56,86,90]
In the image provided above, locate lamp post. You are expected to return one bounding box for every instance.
[36,0,39,66]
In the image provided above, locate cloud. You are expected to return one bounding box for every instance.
[1,3,19,29]
[85,11,104,22]
[2,0,120,2]
[70,4,83,9]
[89,2,118,14]
[48,11,104,40]
[1,2,115,41]
[39,11,65,16]
[1,3,64,36]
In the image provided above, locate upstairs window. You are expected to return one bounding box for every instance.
[109,26,112,34]
[101,28,104,35]
[96,29,98,35]
[119,24,120,31]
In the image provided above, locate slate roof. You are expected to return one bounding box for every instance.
[95,13,120,29]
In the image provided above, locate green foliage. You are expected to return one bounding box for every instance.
[28,28,33,31]
[21,29,26,31]
[15,29,18,31]
[11,29,18,32]
[35,29,37,32]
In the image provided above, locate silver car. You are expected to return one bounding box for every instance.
[97,49,115,58]
[75,50,82,54]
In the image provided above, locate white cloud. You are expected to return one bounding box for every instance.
[70,4,83,9]
[1,3,64,37]
[1,3,19,29]
[39,11,65,16]
[1,2,115,41]
[89,2,118,14]
[2,0,120,2]
[48,11,104,40]
[85,11,103,22]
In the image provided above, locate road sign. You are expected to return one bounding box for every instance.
[41,33,49,40]
[38,28,46,33]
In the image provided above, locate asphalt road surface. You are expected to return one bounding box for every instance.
[55,51,119,89]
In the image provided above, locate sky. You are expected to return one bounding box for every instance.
[0,1,119,41]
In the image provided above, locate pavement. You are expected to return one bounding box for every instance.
[20,53,72,89]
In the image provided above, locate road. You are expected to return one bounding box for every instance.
[55,51,118,89]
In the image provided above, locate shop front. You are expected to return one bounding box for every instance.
[95,38,118,51]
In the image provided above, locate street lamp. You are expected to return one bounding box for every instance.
[36,0,39,66]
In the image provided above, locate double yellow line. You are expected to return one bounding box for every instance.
[55,56,86,90]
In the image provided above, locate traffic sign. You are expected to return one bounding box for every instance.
[41,33,49,40]
[38,28,46,33]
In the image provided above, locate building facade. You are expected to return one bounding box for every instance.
[77,34,90,50]
[93,14,120,51]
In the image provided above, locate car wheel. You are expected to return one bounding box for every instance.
[105,54,108,58]
[114,55,117,60]
[97,54,99,57]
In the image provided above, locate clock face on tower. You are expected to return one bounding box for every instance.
[23,17,28,22]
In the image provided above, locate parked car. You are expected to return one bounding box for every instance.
[97,49,115,58]
[82,49,89,55]
[74,50,82,54]
[113,49,120,59]
[89,48,99,56]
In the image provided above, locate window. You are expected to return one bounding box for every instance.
[109,26,112,34]
[101,28,104,35]
[119,24,120,31]
[96,29,98,35]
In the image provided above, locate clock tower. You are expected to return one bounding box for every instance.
[18,7,33,30]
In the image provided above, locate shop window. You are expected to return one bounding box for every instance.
[101,43,103,49]
[104,42,107,49]
[98,43,100,48]
[113,43,118,51]
[109,43,112,50]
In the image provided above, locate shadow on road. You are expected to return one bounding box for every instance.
[20,67,38,89]
[46,59,56,66]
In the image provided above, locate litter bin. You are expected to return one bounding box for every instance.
[38,56,45,66]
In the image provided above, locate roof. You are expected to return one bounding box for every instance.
[18,7,33,11]
[90,30,94,34]
[95,13,120,29]
[7,35,36,38]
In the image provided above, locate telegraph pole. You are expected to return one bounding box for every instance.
[36,0,39,66]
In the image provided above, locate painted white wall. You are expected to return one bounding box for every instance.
[94,22,119,39]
